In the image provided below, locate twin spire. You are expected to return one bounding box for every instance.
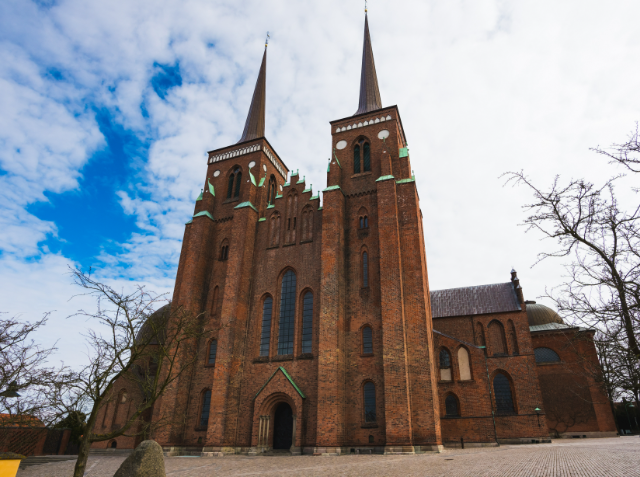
[237,13,383,143]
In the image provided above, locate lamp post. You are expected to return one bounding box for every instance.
[623,400,637,433]
[0,381,20,398]
[534,407,542,428]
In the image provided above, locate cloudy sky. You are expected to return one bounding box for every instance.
[1,0,639,367]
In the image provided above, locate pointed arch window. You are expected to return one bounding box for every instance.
[301,292,313,354]
[259,297,273,357]
[219,244,229,261]
[227,168,242,199]
[362,251,369,287]
[363,382,376,422]
[440,348,452,381]
[457,347,471,381]
[199,390,212,428]
[493,373,515,414]
[445,395,459,417]
[207,340,217,366]
[488,320,507,356]
[277,270,297,355]
[268,176,277,205]
[354,144,361,173]
[363,142,371,172]
[362,326,373,354]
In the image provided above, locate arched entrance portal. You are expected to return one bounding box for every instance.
[273,402,293,449]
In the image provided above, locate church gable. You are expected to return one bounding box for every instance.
[254,366,306,400]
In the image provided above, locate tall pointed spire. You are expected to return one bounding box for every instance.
[238,45,267,143]
[354,13,383,116]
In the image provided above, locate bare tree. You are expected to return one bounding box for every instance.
[0,313,69,426]
[592,124,640,174]
[504,166,640,366]
[57,268,208,477]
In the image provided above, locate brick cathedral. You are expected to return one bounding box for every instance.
[94,14,617,455]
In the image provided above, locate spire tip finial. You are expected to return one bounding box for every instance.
[265,31,270,48]
[365,0,368,13]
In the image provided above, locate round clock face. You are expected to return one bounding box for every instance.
[378,129,390,140]
[336,140,347,150]
[263,164,267,172]
[248,161,256,169]
[213,170,220,177]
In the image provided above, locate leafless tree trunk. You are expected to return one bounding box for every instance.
[56,267,210,477]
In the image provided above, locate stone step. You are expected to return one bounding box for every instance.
[19,455,78,468]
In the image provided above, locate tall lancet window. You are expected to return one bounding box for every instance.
[354,145,361,174]
[259,297,273,357]
[277,270,297,355]
[227,167,242,199]
[363,142,371,172]
[301,292,313,354]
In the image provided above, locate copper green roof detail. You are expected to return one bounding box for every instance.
[399,147,408,158]
[318,206,323,210]
[327,160,331,173]
[354,14,383,116]
[310,194,319,201]
[234,201,258,212]
[254,366,306,400]
[258,173,267,187]
[303,185,312,194]
[284,181,290,187]
[207,179,215,196]
[396,177,415,184]
[297,175,305,184]
[276,193,282,199]
[376,175,395,182]
[323,185,342,192]
[196,190,203,201]
[185,219,193,225]
[193,211,214,221]
[238,48,267,143]
[267,204,275,209]
[333,148,342,168]
[291,169,298,177]
[258,217,266,222]
[249,168,257,186]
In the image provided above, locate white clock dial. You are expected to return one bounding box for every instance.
[248,161,256,168]
[263,164,267,172]
[336,140,347,150]
[213,170,220,177]
[378,129,390,140]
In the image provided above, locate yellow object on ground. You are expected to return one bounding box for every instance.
[0,453,25,477]
[0,460,21,477]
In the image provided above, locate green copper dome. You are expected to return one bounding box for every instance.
[526,302,564,327]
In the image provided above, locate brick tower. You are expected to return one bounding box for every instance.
[147,12,442,454]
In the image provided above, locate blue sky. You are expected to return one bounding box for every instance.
[1,0,640,367]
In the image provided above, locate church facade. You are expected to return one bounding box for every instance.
[92,14,617,455]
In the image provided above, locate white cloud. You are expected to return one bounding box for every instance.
[1,0,640,367]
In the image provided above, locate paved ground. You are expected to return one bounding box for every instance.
[16,437,640,477]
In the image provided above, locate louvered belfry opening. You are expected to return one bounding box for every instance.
[354,14,383,115]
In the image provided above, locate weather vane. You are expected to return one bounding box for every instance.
[265,32,270,47]
[365,0,368,13]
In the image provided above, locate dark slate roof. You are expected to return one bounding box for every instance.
[430,282,521,318]
[238,48,267,143]
[354,14,383,116]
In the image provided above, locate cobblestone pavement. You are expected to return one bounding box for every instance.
[16,437,640,477]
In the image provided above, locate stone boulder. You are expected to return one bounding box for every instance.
[114,440,166,477]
